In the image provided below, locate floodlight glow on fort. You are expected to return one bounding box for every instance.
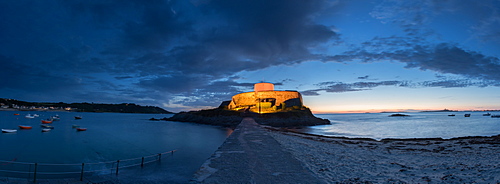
[228,83,303,113]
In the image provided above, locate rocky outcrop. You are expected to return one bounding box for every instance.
[164,106,330,128]
[166,108,244,128]
[248,108,330,127]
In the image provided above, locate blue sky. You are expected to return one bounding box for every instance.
[1,0,499,113]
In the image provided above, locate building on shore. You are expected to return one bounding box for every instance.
[227,83,303,113]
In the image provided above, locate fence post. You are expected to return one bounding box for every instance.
[141,157,144,168]
[28,164,32,179]
[80,163,85,181]
[33,163,37,183]
[115,160,120,175]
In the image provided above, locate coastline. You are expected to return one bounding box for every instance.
[265,126,500,183]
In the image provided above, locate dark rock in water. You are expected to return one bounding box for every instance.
[166,108,243,128]
[389,113,410,117]
[248,108,330,127]
[165,107,330,128]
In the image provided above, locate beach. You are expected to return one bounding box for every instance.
[268,128,500,183]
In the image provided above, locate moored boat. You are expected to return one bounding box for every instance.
[51,115,60,121]
[74,116,82,120]
[25,114,35,119]
[2,129,17,133]
[448,114,455,116]
[72,124,80,128]
[42,128,51,132]
[41,119,53,124]
[13,113,20,116]
[40,124,54,129]
[464,114,471,117]
[492,115,500,118]
[76,128,87,131]
[483,113,491,116]
[18,125,32,129]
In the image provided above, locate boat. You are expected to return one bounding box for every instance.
[51,115,60,121]
[18,125,32,129]
[13,113,20,116]
[41,128,51,132]
[72,125,80,128]
[464,114,471,117]
[2,129,17,133]
[33,114,39,117]
[483,113,491,116]
[41,119,53,124]
[25,114,35,119]
[492,115,500,118]
[448,114,455,116]
[76,128,87,131]
[74,116,82,120]
[40,124,54,129]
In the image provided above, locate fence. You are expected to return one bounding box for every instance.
[0,150,176,182]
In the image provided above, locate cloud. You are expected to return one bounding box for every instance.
[0,0,339,109]
[301,78,496,96]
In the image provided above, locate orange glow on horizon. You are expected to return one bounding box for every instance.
[311,107,499,114]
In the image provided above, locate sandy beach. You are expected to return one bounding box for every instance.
[267,128,500,183]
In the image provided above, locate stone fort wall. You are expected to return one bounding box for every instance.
[228,91,303,111]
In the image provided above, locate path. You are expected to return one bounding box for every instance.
[193,117,324,183]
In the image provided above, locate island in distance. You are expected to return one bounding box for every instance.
[160,83,330,128]
[0,98,172,114]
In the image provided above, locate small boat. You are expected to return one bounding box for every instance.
[51,115,60,121]
[483,113,491,116]
[13,113,20,116]
[72,124,80,128]
[76,128,87,131]
[40,124,54,129]
[492,115,500,118]
[2,129,17,133]
[18,125,32,129]
[448,114,455,116]
[74,116,82,120]
[41,128,51,132]
[464,114,471,117]
[41,119,53,124]
[25,114,35,119]
[33,114,39,117]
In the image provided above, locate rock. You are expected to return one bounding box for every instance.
[165,106,330,128]
[389,113,410,117]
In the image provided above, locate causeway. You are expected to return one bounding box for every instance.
[193,117,323,183]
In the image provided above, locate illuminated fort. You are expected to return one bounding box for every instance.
[228,83,303,113]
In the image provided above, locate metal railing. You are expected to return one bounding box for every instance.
[0,150,176,182]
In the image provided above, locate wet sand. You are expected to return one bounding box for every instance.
[268,127,500,183]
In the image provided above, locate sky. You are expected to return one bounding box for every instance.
[1,0,500,113]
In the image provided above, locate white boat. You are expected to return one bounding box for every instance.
[41,128,51,132]
[2,129,17,133]
[25,114,35,119]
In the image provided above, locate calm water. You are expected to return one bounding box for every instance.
[297,112,500,140]
[0,111,230,182]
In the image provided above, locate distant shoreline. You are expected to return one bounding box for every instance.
[0,108,171,114]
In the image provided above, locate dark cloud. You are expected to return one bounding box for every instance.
[0,0,338,110]
[301,78,496,96]
[358,75,370,80]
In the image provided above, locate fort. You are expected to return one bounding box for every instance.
[166,82,330,127]
[228,83,303,113]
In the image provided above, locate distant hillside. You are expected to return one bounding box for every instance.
[0,98,172,114]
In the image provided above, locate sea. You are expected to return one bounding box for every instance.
[2,110,500,182]
[295,111,500,140]
[0,111,230,182]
